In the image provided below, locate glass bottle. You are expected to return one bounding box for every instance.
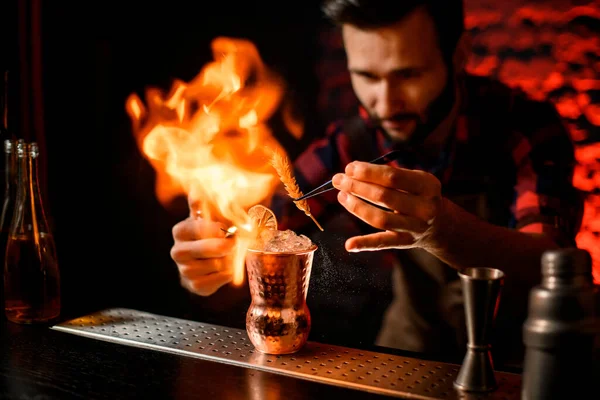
[4,141,60,323]
[0,139,20,308]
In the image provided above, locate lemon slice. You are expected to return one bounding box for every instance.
[248,204,278,232]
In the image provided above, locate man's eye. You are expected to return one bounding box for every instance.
[396,70,422,79]
[357,73,378,81]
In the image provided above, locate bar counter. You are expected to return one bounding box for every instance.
[1,307,524,399]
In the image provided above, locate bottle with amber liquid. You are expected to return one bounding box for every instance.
[0,71,18,309]
[4,141,60,323]
[0,139,20,309]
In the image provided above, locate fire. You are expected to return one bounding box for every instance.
[125,37,295,285]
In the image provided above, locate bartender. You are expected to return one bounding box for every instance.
[170,0,583,366]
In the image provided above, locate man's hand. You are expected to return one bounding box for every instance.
[171,216,235,296]
[331,161,443,252]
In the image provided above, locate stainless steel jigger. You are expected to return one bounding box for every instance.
[454,267,505,393]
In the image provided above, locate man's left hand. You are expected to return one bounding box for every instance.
[331,161,443,252]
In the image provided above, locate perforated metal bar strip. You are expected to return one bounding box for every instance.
[51,308,521,399]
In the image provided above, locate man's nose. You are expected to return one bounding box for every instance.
[375,80,404,119]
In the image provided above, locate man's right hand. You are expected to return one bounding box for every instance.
[170,216,235,296]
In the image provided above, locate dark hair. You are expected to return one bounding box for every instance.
[321,0,465,60]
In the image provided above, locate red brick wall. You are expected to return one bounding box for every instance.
[315,1,600,282]
[466,0,600,282]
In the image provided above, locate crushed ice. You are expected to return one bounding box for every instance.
[250,229,313,252]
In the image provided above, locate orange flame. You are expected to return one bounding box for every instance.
[125,37,294,286]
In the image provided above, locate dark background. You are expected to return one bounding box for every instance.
[1,0,600,363]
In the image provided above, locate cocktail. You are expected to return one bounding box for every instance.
[245,218,317,354]
[243,149,326,354]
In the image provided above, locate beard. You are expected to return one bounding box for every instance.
[365,77,457,147]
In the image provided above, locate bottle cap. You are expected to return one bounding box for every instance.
[28,142,39,158]
[15,139,25,158]
[541,248,592,278]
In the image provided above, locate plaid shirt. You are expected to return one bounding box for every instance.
[275,74,583,249]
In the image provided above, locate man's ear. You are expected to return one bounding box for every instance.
[452,32,472,73]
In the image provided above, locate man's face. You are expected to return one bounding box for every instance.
[342,7,453,143]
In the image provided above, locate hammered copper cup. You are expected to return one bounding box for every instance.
[245,244,317,355]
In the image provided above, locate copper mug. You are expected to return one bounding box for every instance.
[245,244,317,354]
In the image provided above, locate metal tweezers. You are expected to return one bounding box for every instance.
[292,150,404,202]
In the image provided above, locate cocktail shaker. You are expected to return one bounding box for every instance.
[522,248,599,399]
[245,245,317,354]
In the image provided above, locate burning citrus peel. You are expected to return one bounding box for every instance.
[248,204,278,232]
[270,151,324,232]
